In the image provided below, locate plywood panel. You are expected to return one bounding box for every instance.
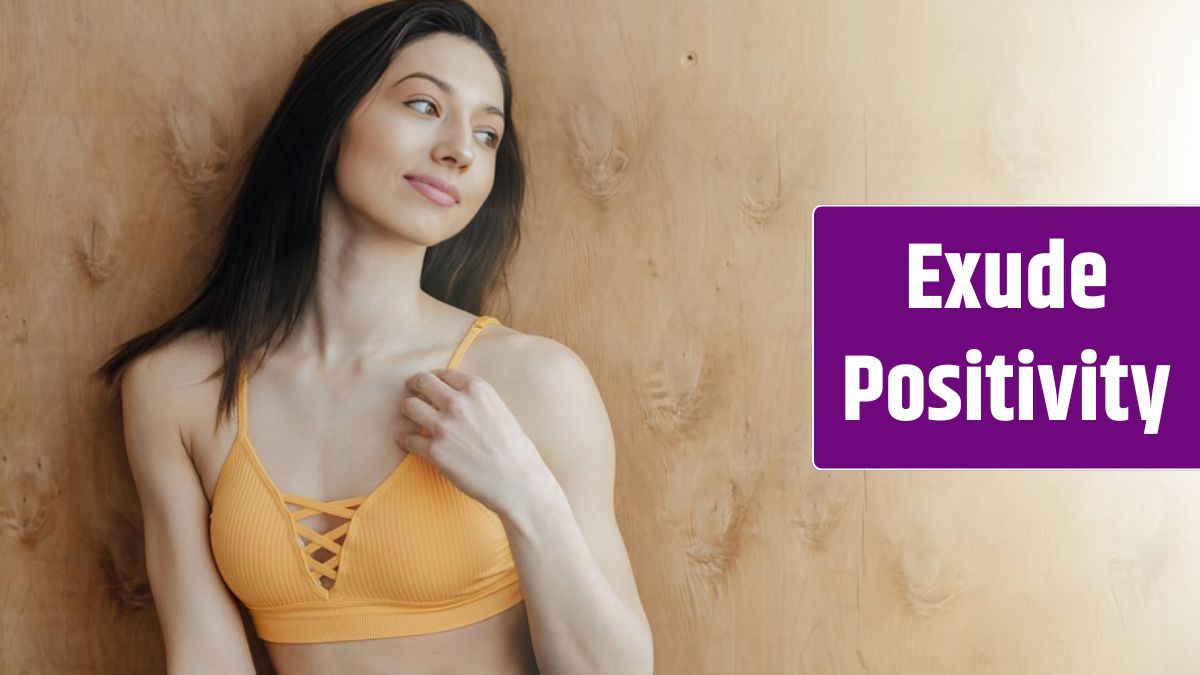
[3,0,1200,673]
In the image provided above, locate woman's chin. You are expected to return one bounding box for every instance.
[390,222,466,248]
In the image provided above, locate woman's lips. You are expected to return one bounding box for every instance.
[405,177,457,207]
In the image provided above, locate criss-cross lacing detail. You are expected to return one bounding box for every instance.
[281,493,366,587]
[233,314,501,593]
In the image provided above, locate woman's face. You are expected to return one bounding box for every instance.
[332,33,506,245]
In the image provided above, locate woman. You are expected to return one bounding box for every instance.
[96,2,653,673]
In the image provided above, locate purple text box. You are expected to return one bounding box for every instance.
[813,205,1198,469]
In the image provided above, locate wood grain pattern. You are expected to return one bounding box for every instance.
[4,0,1200,673]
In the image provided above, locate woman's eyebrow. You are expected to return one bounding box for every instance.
[395,71,504,119]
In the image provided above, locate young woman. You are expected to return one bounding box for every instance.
[96,2,653,673]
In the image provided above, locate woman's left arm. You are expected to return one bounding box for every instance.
[400,339,654,675]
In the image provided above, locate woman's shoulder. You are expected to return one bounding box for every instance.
[470,320,598,403]
[126,329,227,387]
[122,329,230,445]
[469,320,613,478]
[476,320,588,374]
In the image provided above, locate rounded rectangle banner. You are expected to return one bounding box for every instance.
[813,205,1198,469]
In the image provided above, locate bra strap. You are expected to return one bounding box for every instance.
[447,315,500,370]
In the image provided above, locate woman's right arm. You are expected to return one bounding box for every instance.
[122,353,258,675]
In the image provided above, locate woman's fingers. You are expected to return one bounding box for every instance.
[406,369,456,409]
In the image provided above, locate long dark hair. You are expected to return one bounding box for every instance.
[94,0,524,421]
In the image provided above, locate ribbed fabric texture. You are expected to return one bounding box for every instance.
[208,315,524,644]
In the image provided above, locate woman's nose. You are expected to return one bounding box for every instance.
[435,121,475,168]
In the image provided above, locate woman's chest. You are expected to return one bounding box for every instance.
[191,374,421,507]
[199,367,520,606]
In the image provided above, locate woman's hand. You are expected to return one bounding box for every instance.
[397,368,548,516]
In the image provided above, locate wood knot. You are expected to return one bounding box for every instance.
[164,90,231,204]
[791,472,847,548]
[684,472,750,580]
[636,335,713,439]
[1,308,29,344]
[887,525,967,616]
[983,84,1045,192]
[739,132,784,226]
[662,452,762,600]
[77,212,119,284]
[1103,484,1170,619]
[96,507,154,611]
[567,99,634,203]
[0,452,62,545]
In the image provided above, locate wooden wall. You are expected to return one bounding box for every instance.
[2,0,1199,673]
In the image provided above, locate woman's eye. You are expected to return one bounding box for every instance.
[407,99,438,116]
[408,99,499,148]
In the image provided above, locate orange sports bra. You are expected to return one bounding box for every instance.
[208,315,523,644]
